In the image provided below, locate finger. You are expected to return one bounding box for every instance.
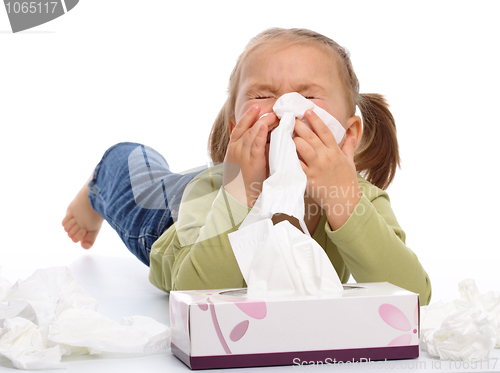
[230,105,260,141]
[294,119,330,161]
[341,136,357,162]
[294,119,321,147]
[241,118,265,152]
[242,113,276,156]
[248,122,268,158]
[304,110,338,149]
[259,112,278,142]
[257,112,277,130]
[261,112,279,133]
[293,135,317,166]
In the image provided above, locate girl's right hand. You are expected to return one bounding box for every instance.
[223,105,277,207]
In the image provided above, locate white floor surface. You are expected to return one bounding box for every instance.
[1,254,499,373]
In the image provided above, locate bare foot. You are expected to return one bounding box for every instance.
[62,177,104,249]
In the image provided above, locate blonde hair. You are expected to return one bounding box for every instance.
[208,27,400,190]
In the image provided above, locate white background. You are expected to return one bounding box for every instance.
[1,0,500,303]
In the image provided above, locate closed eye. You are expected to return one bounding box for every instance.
[256,96,273,99]
[304,96,316,99]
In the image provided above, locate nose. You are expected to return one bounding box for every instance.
[259,93,295,117]
[257,101,277,119]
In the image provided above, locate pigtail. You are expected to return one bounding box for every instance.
[355,94,400,190]
[208,103,231,163]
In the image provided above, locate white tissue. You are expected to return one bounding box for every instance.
[0,267,170,370]
[228,92,344,297]
[272,92,346,144]
[420,279,500,360]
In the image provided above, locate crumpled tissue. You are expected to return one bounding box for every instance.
[0,267,170,370]
[273,92,346,143]
[420,279,500,360]
[228,92,344,297]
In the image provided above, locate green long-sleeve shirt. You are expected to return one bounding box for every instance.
[149,164,432,305]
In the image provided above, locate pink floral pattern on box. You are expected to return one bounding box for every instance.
[379,303,418,346]
[173,290,267,354]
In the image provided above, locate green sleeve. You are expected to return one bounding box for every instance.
[325,176,432,305]
[148,166,250,292]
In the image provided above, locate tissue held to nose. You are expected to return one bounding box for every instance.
[259,93,346,144]
[272,92,346,144]
[228,92,344,297]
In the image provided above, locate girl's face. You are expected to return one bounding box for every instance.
[232,42,353,131]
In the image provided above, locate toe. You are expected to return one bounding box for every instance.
[72,227,87,243]
[81,230,98,250]
[62,211,74,227]
[63,217,76,233]
[68,223,80,238]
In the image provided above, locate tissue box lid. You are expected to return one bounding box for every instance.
[170,282,419,369]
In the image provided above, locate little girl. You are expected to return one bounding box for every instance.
[63,28,431,305]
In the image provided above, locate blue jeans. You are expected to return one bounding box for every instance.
[88,142,204,266]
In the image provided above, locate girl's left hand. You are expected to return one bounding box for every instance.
[293,109,361,230]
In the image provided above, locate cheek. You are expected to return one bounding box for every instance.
[313,101,347,127]
[236,100,276,122]
[257,100,276,117]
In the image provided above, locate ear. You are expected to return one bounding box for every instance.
[229,115,236,134]
[345,115,362,148]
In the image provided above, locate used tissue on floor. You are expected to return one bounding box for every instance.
[0,267,170,370]
[420,279,500,360]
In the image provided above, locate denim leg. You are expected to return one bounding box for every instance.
[87,142,203,266]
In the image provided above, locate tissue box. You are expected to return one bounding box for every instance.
[170,282,419,369]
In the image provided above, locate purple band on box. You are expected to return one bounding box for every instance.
[171,343,419,370]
